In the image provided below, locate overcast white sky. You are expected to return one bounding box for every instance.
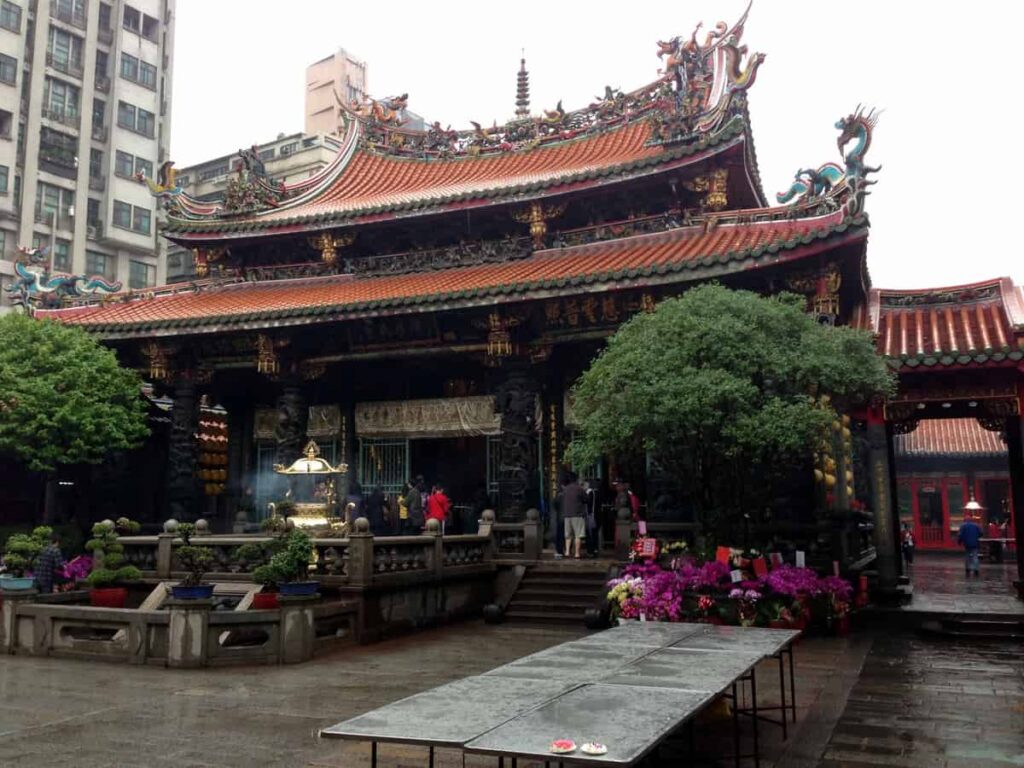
[170,1,1019,290]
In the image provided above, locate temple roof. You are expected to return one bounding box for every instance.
[41,208,863,338]
[894,418,1006,458]
[853,278,1024,369]
[160,7,768,240]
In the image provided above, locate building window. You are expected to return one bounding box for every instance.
[112,199,131,229]
[116,100,154,137]
[86,250,113,280]
[0,54,16,86]
[92,97,104,127]
[53,239,71,272]
[0,109,11,139]
[122,4,139,33]
[86,196,99,224]
[119,52,138,81]
[141,13,158,41]
[95,49,107,79]
[44,77,80,120]
[52,0,85,25]
[98,2,110,31]
[0,229,5,259]
[114,149,133,177]
[258,147,275,161]
[175,174,189,187]
[279,142,298,156]
[47,27,84,75]
[198,164,228,181]
[0,1,21,33]
[129,259,154,288]
[132,206,150,234]
[135,156,152,179]
[139,61,156,89]
[0,164,7,194]
[39,126,77,173]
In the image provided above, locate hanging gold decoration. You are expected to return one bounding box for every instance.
[308,231,355,266]
[486,311,514,358]
[141,341,173,381]
[512,200,568,249]
[255,334,282,376]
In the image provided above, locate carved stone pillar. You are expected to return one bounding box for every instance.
[493,366,539,522]
[1002,390,1024,598]
[166,376,200,522]
[866,406,899,594]
[275,382,308,499]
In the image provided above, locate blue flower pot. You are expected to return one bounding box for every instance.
[170,584,215,600]
[278,581,318,597]
[0,576,35,591]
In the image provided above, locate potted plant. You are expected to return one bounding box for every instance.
[1,526,52,591]
[171,523,215,599]
[234,539,280,609]
[84,518,142,607]
[252,529,317,598]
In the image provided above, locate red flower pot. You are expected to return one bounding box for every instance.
[90,587,128,608]
[251,592,279,610]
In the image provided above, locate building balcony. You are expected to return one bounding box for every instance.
[88,174,106,191]
[34,207,74,231]
[46,52,84,79]
[87,220,103,240]
[41,107,81,130]
[95,75,110,93]
[97,27,113,45]
[50,4,86,29]
[91,124,108,142]
[39,155,78,180]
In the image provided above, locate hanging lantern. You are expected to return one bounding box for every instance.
[255,333,280,376]
[487,312,513,358]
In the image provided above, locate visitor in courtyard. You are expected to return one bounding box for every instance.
[957,513,983,577]
[397,483,411,534]
[404,478,425,533]
[562,473,588,560]
[901,524,915,568]
[33,531,65,594]
[987,519,1004,563]
[582,479,599,557]
[365,486,390,536]
[427,483,451,533]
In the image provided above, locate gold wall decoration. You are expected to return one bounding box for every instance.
[141,341,174,381]
[512,200,568,248]
[548,402,559,503]
[255,334,289,376]
[688,167,729,211]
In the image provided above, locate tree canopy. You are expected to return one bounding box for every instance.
[565,284,895,531]
[0,314,149,473]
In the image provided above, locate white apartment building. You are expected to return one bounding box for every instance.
[305,47,367,137]
[166,131,343,282]
[0,0,175,307]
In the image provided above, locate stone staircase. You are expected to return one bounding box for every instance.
[919,616,1024,641]
[504,562,612,625]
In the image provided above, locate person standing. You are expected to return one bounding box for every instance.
[901,524,915,569]
[582,479,599,557]
[397,483,411,534]
[426,483,451,533]
[562,473,588,560]
[365,486,390,536]
[404,478,425,533]
[34,531,66,594]
[957,514,983,577]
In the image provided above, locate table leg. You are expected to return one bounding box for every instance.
[371,742,377,768]
[688,717,696,763]
[732,682,741,768]
[498,759,503,768]
[778,652,788,740]
[429,746,434,768]
[750,666,760,768]
[788,644,797,724]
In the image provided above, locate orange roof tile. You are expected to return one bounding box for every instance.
[895,418,1006,458]
[858,278,1024,368]
[45,209,860,336]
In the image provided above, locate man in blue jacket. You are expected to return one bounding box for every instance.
[957,515,983,577]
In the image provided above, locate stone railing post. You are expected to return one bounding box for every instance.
[425,518,443,578]
[614,507,633,562]
[523,508,541,561]
[157,521,178,580]
[346,517,374,587]
[278,595,317,664]
[166,598,212,669]
[0,590,36,654]
[477,509,495,537]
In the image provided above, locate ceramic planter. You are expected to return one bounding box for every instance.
[0,576,35,591]
[251,592,279,609]
[278,581,318,597]
[90,587,128,608]
[170,583,215,600]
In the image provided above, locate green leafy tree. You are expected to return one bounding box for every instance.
[565,284,895,540]
[0,314,149,473]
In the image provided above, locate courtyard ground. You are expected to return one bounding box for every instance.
[0,555,1021,767]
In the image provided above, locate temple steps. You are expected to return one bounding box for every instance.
[919,617,1024,641]
[504,563,611,625]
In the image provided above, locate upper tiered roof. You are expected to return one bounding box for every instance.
[159,5,768,240]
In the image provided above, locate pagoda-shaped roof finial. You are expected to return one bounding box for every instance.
[515,52,530,118]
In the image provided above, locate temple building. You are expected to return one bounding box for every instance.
[18,7,1024,595]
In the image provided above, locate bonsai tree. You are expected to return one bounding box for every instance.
[0,315,149,474]
[566,284,895,544]
[252,529,313,589]
[174,523,214,587]
[2,526,53,577]
[84,518,143,588]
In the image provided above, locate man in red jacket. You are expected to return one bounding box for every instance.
[426,483,451,534]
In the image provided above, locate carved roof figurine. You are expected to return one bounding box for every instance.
[515,56,530,118]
